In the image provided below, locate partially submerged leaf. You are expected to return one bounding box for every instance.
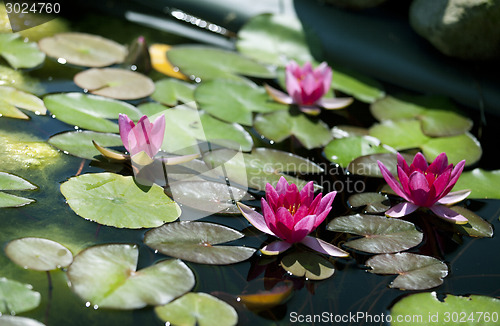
[0,278,41,315]
[281,252,335,280]
[48,131,124,160]
[348,192,390,213]
[0,172,37,208]
[151,78,195,106]
[0,316,46,326]
[237,280,293,312]
[323,136,394,168]
[330,67,385,103]
[449,206,493,238]
[0,33,45,68]
[347,153,414,178]
[0,86,46,120]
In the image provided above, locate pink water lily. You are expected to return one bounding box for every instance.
[377,152,470,224]
[265,60,352,115]
[237,177,349,257]
[119,114,165,159]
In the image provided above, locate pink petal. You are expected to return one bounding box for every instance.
[315,62,332,93]
[437,189,471,205]
[442,160,466,196]
[300,236,349,257]
[150,114,166,153]
[264,84,294,105]
[299,181,315,207]
[237,202,275,236]
[317,97,353,110]
[397,153,410,174]
[427,152,449,174]
[408,172,431,206]
[430,205,468,224]
[275,177,289,195]
[261,198,277,232]
[290,214,317,242]
[265,182,279,211]
[273,207,295,241]
[397,165,411,196]
[385,202,419,218]
[432,167,452,198]
[317,191,336,214]
[261,240,292,255]
[377,160,410,201]
[118,114,135,151]
[411,152,428,172]
[311,207,332,230]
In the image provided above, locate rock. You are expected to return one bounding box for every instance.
[321,0,389,10]
[410,0,500,60]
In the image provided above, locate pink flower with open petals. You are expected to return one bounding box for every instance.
[237,177,349,257]
[119,114,165,159]
[377,152,470,224]
[265,60,352,115]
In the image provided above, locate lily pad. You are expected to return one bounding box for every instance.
[194,79,287,126]
[60,172,181,229]
[327,214,423,254]
[155,292,238,326]
[453,168,500,199]
[48,131,123,160]
[348,192,390,213]
[281,252,335,280]
[254,110,332,149]
[0,33,45,68]
[67,244,194,309]
[448,206,493,238]
[44,93,141,133]
[369,120,430,151]
[237,280,293,312]
[0,278,41,315]
[391,292,500,326]
[38,32,126,67]
[0,172,37,208]
[330,67,385,103]
[149,43,189,80]
[0,86,46,120]
[0,65,42,94]
[167,45,275,81]
[323,136,394,168]
[366,252,448,290]
[0,316,46,326]
[420,132,482,167]
[5,237,73,271]
[347,152,414,178]
[144,221,256,265]
[151,78,195,106]
[73,68,155,100]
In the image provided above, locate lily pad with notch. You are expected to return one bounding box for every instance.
[151,78,195,106]
[0,33,45,69]
[347,152,414,178]
[348,192,390,214]
[442,206,493,238]
[330,66,385,103]
[0,86,46,120]
[0,278,40,315]
[453,168,500,200]
[0,172,37,208]
[280,251,335,280]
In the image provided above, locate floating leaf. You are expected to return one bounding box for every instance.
[38,32,126,67]
[73,68,155,100]
[237,280,293,312]
[0,316,46,326]
[331,125,369,138]
[0,33,45,68]
[420,132,482,167]
[454,168,500,199]
[149,44,189,80]
[0,172,36,208]
[448,206,493,238]
[330,67,385,103]
[347,153,414,178]
[327,214,423,254]
[67,244,194,309]
[48,130,123,160]
[151,78,195,106]
[348,192,390,213]
[366,253,448,290]
[167,45,275,81]
[281,252,335,280]
[44,93,141,133]
[194,79,287,126]
[155,292,238,326]
[390,292,500,326]
[254,110,332,149]
[323,136,394,168]
[0,278,41,315]
[0,65,42,94]
[0,192,34,208]
[369,120,430,151]
[60,173,181,229]
[0,86,46,120]
[144,221,256,265]
[5,237,73,271]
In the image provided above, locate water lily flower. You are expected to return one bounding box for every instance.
[265,60,352,115]
[237,177,349,257]
[377,152,470,224]
[119,113,165,160]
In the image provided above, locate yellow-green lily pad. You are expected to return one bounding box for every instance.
[0,278,41,315]
[0,33,45,68]
[0,86,46,120]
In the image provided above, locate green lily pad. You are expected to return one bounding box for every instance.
[236,13,314,66]
[281,252,335,280]
[347,153,414,178]
[60,172,181,229]
[331,125,369,138]
[194,79,287,126]
[151,78,196,106]
[323,136,394,168]
[0,172,37,208]
[420,132,482,167]
[369,120,430,151]
[0,192,34,208]
[366,253,448,290]
[0,65,42,94]
[38,32,126,67]
[167,45,275,81]
[254,110,332,149]
[0,86,46,120]
[0,278,41,315]
[453,168,500,199]
[73,68,155,100]
[155,292,238,326]
[330,67,385,103]
[0,316,46,326]
[327,214,423,254]
[44,93,141,133]
[0,33,45,68]
[391,292,500,326]
[347,192,390,213]
[67,244,194,309]
[370,95,472,137]
[48,130,123,160]
[5,237,73,271]
[449,206,493,238]
[144,221,256,265]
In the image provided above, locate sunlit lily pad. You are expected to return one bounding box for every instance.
[144,221,256,265]
[281,252,335,280]
[391,292,500,326]
[420,132,482,167]
[0,316,46,326]
[151,78,195,106]
[0,33,45,68]
[73,68,155,100]
[67,244,194,309]
[366,253,448,290]
[167,45,275,81]
[44,93,141,132]
[369,120,430,150]
[0,278,41,315]
[347,153,414,178]
[195,79,287,126]
[330,67,385,103]
[448,206,493,238]
[323,136,394,168]
[38,32,126,67]
[348,192,390,213]
[453,168,500,199]
[0,172,36,208]
[5,237,73,271]
[0,65,42,94]
[48,131,123,160]
[149,44,189,80]
[60,173,181,229]
[327,214,423,254]
[155,292,238,326]
[254,110,332,149]
[0,86,46,120]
